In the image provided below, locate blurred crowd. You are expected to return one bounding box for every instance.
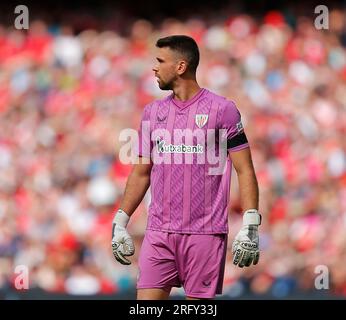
[0,6,346,299]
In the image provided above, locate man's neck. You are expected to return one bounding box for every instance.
[172,80,201,102]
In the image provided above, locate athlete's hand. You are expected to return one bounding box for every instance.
[232,209,261,268]
[111,209,135,265]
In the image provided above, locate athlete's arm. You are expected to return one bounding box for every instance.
[229,147,261,268]
[111,157,152,265]
[119,157,153,216]
[229,147,258,211]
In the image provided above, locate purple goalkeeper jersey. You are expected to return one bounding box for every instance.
[137,88,249,234]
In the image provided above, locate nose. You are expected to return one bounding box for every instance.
[152,64,158,73]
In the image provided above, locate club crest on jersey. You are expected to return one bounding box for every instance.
[195,114,208,128]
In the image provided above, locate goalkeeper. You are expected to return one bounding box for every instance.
[112,35,261,300]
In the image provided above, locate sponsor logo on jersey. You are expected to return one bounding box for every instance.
[155,137,203,154]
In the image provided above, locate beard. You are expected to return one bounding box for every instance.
[157,76,175,90]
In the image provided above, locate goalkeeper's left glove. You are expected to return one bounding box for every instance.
[232,209,261,268]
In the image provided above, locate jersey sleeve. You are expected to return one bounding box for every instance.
[137,104,152,158]
[219,100,249,152]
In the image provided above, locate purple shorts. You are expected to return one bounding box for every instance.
[137,230,228,299]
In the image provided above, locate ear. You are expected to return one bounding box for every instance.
[176,60,188,75]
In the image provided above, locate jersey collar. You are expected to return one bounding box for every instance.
[170,88,206,110]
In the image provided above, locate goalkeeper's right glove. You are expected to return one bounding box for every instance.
[232,209,261,268]
[111,209,135,265]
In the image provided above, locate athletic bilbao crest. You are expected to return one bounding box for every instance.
[195,114,208,128]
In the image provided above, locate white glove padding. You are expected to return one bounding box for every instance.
[111,209,135,265]
[232,209,261,268]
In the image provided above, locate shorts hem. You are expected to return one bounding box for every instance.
[137,285,181,293]
[185,292,218,299]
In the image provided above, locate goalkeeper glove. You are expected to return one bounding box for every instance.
[232,209,261,268]
[111,209,135,265]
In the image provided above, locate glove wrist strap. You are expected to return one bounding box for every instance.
[243,209,261,226]
[113,209,130,228]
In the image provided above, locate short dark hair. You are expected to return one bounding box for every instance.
[156,35,200,74]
